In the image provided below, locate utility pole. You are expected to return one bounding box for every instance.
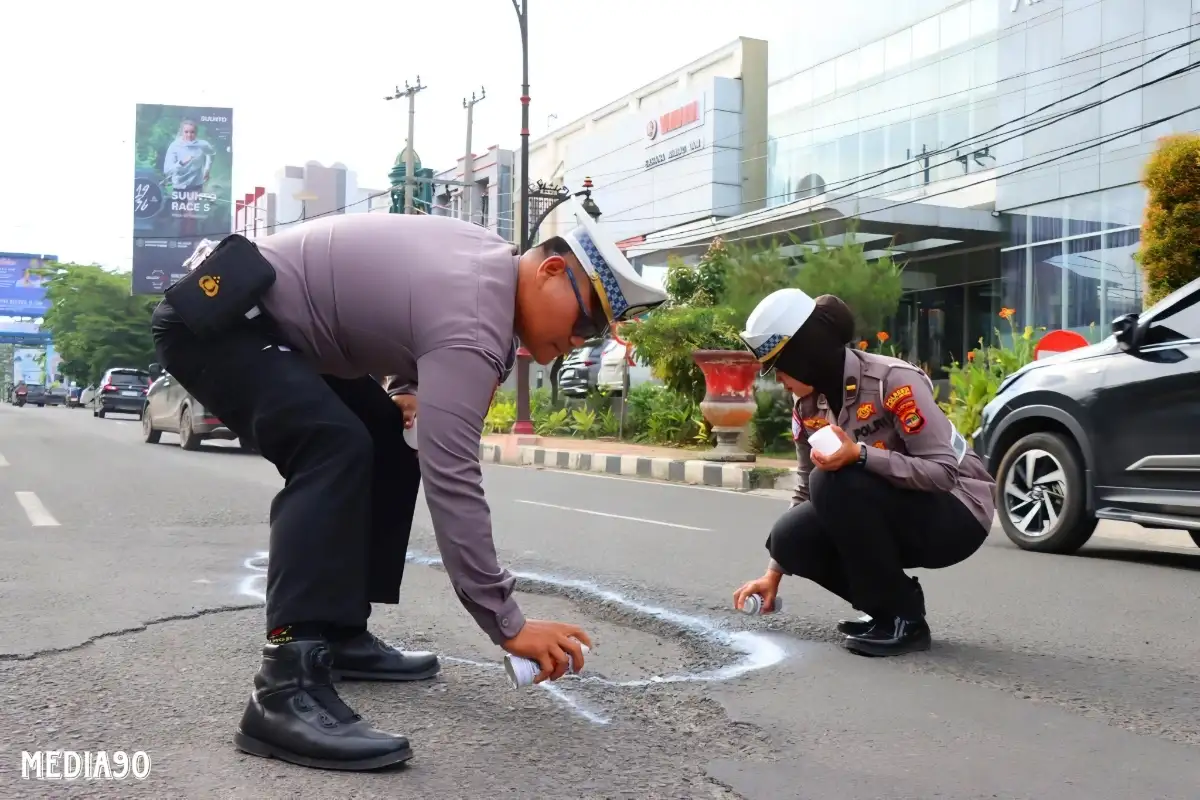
[462,87,486,224]
[385,77,427,214]
[512,0,535,435]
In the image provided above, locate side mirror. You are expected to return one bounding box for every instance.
[149,363,163,378]
[1112,313,1139,349]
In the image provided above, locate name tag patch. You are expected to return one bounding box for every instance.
[856,402,876,420]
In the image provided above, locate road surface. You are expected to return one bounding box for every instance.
[1,402,1199,798]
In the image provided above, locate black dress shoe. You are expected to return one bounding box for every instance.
[328,631,440,682]
[838,577,926,636]
[843,617,932,657]
[234,640,413,771]
[837,615,875,636]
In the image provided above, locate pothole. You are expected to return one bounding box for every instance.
[237,550,790,727]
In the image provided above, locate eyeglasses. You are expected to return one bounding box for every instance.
[565,267,608,340]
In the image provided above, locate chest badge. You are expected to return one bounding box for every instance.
[802,417,830,432]
[873,441,888,450]
[856,402,876,420]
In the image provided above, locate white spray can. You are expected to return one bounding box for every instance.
[402,417,418,450]
[504,641,590,688]
[741,594,782,615]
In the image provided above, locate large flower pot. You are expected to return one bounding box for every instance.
[692,350,758,463]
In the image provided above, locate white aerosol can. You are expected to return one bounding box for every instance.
[504,640,590,688]
[742,594,782,615]
[402,417,418,450]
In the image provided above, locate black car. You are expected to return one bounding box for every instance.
[975,276,1200,555]
[91,368,151,419]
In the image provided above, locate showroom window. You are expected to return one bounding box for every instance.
[1000,184,1146,337]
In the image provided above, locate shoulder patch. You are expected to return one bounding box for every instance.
[883,385,914,411]
[899,405,926,435]
[856,402,876,420]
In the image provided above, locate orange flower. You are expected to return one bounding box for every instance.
[857,340,869,350]
[876,331,889,343]
[967,351,975,362]
[999,307,1016,320]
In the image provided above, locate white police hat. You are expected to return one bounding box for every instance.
[561,198,667,324]
[740,288,817,367]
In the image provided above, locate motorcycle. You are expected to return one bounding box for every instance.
[14,387,27,407]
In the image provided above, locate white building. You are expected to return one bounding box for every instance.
[235,160,389,238]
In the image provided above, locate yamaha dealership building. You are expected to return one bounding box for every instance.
[528,0,1200,377]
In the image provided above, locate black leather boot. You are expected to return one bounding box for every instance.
[837,576,925,637]
[328,631,440,682]
[843,616,932,657]
[234,640,413,771]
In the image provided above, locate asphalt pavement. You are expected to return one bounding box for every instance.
[2,402,1200,798]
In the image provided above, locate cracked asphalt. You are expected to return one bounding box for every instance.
[2,402,1200,798]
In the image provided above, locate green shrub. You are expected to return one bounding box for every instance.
[750,389,794,454]
[1138,134,1200,305]
[484,400,516,434]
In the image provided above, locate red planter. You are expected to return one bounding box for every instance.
[692,350,759,462]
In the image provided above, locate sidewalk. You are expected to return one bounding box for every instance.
[479,433,798,491]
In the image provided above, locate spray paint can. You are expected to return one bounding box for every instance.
[402,417,418,450]
[504,641,591,688]
[741,594,782,615]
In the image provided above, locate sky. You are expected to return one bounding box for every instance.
[0,0,799,272]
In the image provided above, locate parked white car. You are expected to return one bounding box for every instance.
[596,340,657,394]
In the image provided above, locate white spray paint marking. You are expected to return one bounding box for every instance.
[0,452,9,467]
[514,500,712,531]
[406,553,787,689]
[235,554,610,725]
[15,492,59,526]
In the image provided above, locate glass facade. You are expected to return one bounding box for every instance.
[1001,184,1146,334]
[766,0,1000,205]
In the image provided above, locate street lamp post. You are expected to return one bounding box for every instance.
[511,0,535,434]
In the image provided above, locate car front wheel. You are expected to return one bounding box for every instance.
[996,431,1097,554]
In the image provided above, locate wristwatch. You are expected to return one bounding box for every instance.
[856,442,868,466]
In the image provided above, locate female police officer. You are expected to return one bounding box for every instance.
[732,289,995,657]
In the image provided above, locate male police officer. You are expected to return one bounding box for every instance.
[151,199,666,770]
[732,290,995,657]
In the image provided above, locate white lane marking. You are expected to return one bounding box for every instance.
[15,492,60,526]
[488,462,790,498]
[0,453,8,467]
[513,499,712,531]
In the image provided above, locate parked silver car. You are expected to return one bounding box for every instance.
[558,340,606,397]
[142,365,255,452]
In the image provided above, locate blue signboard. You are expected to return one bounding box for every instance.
[0,252,55,317]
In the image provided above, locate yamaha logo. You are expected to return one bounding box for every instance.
[646,119,658,140]
[200,115,228,123]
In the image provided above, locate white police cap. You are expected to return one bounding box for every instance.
[561,198,667,324]
[740,288,817,366]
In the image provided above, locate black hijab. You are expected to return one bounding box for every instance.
[774,295,856,416]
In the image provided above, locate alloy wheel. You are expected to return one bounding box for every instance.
[1003,448,1068,538]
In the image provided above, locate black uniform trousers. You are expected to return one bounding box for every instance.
[767,466,987,620]
[151,302,421,631]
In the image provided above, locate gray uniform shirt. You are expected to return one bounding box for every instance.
[771,349,996,574]
[255,213,524,645]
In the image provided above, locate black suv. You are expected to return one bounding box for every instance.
[92,368,151,419]
[975,276,1200,554]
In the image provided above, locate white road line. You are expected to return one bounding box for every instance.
[0,452,8,467]
[15,492,60,527]
[513,499,711,531]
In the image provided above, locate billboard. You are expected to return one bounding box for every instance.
[0,253,54,317]
[12,348,45,385]
[132,104,233,294]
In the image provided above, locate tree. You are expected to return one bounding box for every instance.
[37,263,159,385]
[1137,134,1200,306]
[792,227,904,338]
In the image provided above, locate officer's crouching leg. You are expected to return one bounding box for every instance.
[807,467,924,620]
[808,467,931,656]
[765,502,854,606]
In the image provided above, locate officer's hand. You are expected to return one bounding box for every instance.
[502,620,592,683]
[390,393,418,428]
[810,425,860,472]
[733,570,782,612]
